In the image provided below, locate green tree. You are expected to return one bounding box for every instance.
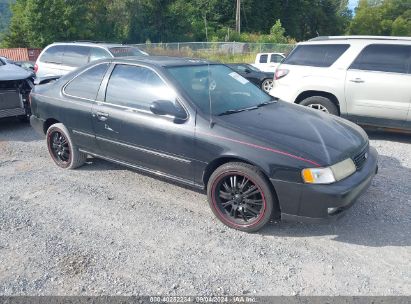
[348,0,411,36]
[2,0,356,47]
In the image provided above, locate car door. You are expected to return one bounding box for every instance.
[268,54,284,71]
[37,45,65,77]
[60,45,91,75]
[255,54,269,71]
[92,63,195,182]
[345,44,411,128]
[62,62,111,152]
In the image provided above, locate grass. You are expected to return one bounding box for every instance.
[144,47,267,64]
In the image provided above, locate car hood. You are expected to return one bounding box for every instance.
[0,64,34,81]
[215,101,368,167]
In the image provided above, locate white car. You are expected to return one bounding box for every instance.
[252,52,285,72]
[270,36,411,131]
[35,42,148,78]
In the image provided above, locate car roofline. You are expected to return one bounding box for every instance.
[49,42,143,49]
[109,56,218,68]
[309,35,411,42]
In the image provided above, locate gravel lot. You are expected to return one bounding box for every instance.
[0,118,410,296]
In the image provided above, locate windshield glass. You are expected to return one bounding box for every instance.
[109,47,146,57]
[245,64,260,72]
[167,64,272,115]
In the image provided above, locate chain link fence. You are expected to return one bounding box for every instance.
[134,42,295,63]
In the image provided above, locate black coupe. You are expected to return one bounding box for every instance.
[30,57,378,232]
[227,63,274,93]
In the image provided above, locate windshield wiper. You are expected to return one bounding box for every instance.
[218,106,258,116]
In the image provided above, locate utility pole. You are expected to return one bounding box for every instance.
[235,0,241,34]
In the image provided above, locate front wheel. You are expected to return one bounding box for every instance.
[261,79,274,93]
[207,162,278,232]
[46,123,87,169]
[300,96,339,115]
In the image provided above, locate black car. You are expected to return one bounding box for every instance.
[30,57,378,232]
[0,56,34,120]
[227,63,274,93]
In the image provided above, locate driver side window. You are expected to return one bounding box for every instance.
[105,64,176,111]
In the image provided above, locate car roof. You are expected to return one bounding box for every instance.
[309,35,411,42]
[50,42,141,48]
[109,56,215,68]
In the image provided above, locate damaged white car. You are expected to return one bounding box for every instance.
[0,56,34,121]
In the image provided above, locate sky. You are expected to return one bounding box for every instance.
[348,0,360,11]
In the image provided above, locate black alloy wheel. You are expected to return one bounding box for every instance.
[46,123,87,169]
[208,162,277,232]
[49,130,71,166]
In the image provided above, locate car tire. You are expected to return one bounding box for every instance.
[300,96,339,115]
[207,162,278,233]
[46,123,87,169]
[261,79,274,93]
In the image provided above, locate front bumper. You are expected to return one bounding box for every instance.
[271,146,378,222]
[269,83,295,103]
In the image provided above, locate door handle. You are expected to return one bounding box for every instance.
[350,78,365,83]
[96,112,109,122]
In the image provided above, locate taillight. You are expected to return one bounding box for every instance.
[275,69,289,80]
[34,64,38,73]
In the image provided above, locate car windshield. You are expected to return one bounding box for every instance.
[109,47,146,57]
[245,64,260,72]
[167,64,272,116]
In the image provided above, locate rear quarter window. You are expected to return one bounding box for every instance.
[283,44,350,67]
[64,63,110,100]
[39,45,65,64]
[350,44,411,74]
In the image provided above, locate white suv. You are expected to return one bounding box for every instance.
[270,36,411,131]
[35,42,148,78]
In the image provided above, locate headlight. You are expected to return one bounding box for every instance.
[302,158,356,184]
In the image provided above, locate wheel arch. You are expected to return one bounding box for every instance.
[295,90,341,115]
[203,156,281,215]
[43,118,60,134]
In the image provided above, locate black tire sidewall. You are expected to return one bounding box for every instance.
[207,162,275,232]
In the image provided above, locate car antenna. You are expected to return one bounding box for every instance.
[208,62,214,128]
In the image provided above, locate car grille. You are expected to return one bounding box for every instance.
[353,146,369,170]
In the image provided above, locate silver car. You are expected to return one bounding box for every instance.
[35,42,148,78]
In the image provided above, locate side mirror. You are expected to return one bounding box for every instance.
[150,100,187,120]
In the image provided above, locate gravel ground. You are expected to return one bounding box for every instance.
[0,118,410,296]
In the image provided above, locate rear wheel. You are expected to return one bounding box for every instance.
[207,162,278,232]
[300,96,339,115]
[46,123,87,169]
[261,79,274,93]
